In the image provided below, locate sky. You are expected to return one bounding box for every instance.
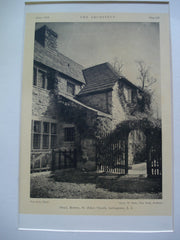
[35,22,161,116]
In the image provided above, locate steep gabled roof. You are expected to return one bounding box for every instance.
[34,41,85,84]
[78,62,140,96]
[78,62,117,95]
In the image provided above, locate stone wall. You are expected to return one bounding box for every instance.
[78,91,112,114]
[32,87,57,119]
[112,82,127,128]
[76,111,112,170]
[31,79,118,170]
[95,115,112,137]
[56,74,82,97]
[54,98,99,166]
[56,75,67,95]
[111,81,142,129]
[78,137,96,171]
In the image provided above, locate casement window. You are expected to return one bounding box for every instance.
[64,127,75,142]
[33,121,41,149]
[32,121,57,150]
[42,122,49,149]
[67,82,75,95]
[33,67,48,89]
[51,123,57,148]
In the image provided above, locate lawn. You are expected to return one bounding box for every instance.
[30,169,162,199]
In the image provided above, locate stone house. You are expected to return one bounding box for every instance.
[31,25,112,171]
[76,62,146,167]
[77,62,143,129]
[31,25,145,172]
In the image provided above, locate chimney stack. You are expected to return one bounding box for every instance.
[35,25,58,52]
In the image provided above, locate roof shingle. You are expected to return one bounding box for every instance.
[34,41,85,84]
[78,62,140,96]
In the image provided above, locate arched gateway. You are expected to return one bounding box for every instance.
[96,118,162,177]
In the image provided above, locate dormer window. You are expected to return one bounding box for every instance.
[67,82,75,96]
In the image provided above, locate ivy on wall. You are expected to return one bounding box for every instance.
[118,81,151,117]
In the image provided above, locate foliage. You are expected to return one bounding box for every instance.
[97,118,161,169]
[136,60,157,90]
[114,118,161,135]
[111,57,124,76]
[57,99,98,139]
[137,89,151,113]
[133,147,147,163]
[97,137,124,168]
[117,82,151,116]
[51,75,96,138]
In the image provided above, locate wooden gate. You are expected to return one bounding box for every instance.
[51,149,77,171]
[96,135,128,175]
[147,145,162,177]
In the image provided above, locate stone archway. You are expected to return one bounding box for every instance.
[121,118,162,177]
[128,129,147,175]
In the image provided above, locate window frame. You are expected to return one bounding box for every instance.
[32,120,57,150]
[64,127,75,142]
[42,122,50,149]
[33,120,41,149]
[51,123,57,149]
[33,66,48,90]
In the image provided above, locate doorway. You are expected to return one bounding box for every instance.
[128,130,147,175]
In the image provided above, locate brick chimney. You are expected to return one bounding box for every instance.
[35,25,58,52]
